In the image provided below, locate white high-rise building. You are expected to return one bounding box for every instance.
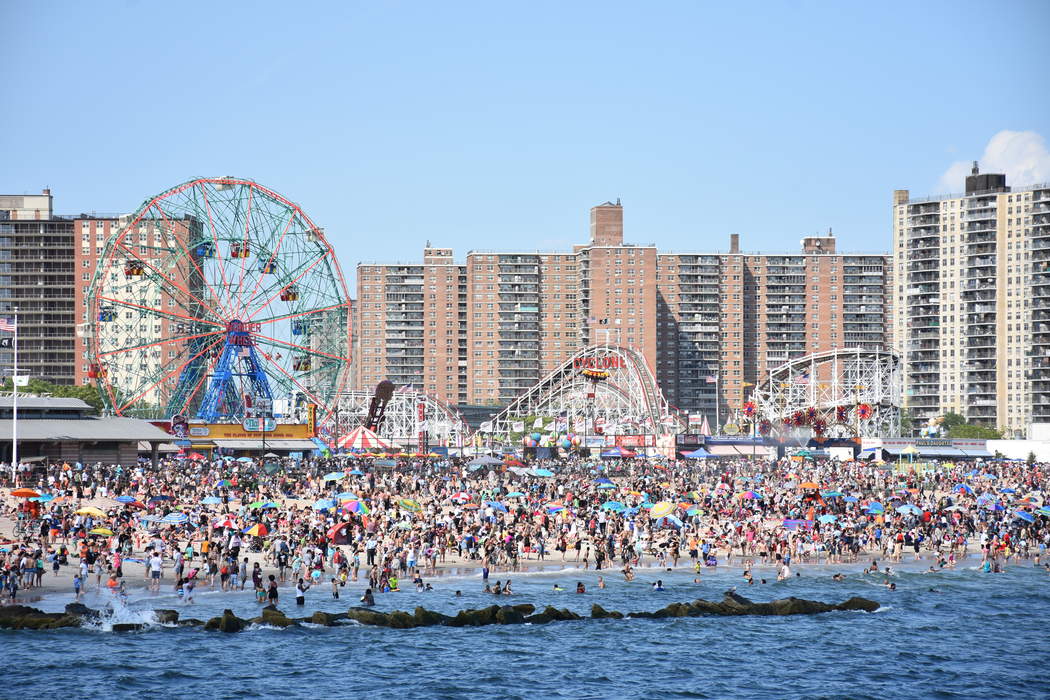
[892,162,1050,437]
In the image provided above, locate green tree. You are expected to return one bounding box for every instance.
[899,407,914,435]
[940,412,967,430]
[0,379,104,414]
[947,423,1002,440]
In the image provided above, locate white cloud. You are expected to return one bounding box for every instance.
[938,130,1050,192]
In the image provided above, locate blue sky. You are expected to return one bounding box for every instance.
[3,1,1049,281]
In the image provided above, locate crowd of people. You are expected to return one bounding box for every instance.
[1,451,1047,606]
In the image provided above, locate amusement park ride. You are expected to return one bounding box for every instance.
[81,178,901,453]
[85,177,352,428]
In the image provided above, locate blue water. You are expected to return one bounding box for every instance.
[5,560,1049,698]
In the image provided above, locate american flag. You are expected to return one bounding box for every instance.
[795,372,810,385]
[0,318,14,332]
[705,375,718,383]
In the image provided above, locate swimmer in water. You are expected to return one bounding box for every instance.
[832,573,845,581]
[360,588,375,605]
[885,580,896,590]
[553,583,565,592]
[597,576,605,589]
[653,580,665,591]
[576,581,586,594]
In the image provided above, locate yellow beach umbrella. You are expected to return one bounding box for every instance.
[76,506,107,518]
[87,527,114,536]
[650,501,675,519]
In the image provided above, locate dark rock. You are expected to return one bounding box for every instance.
[65,603,100,620]
[590,604,623,620]
[723,590,753,607]
[495,606,525,625]
[44,615,83,629]
[260,607,297,628]
[179,618,204,627]
[112,623,146,632]
[346,607,391,627]
[387,610,417,629]
[447,605,501,627]
[512,603,536,616]
[413,607,450,627]
[769,597,834,616]
[204,609,245,633]
[310,611,347,626]
[153,609,179,624]
[522,612,554,624]
[836,597,880,613]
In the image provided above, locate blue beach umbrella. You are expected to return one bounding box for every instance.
[532,468,554,477]
[655,515,684,529]
[201,496,222,505]
[323,471,346,482]
[866,501,884,514]
[313,498,337,511]
[485,501,508,513]
[1014,510,1035,523]
[505,491,525,498]
[842,496,859,503]
[818,514,837,524]
[954,484,973,495]
[115,495,136,503]
[601,501,625,512]
[1036,506,1050,517]
[597,483,617,490]
[160,512,188,524]
[896,504,923,516]
[236,457,253,463]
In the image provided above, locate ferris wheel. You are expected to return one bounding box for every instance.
[86,176,351,423]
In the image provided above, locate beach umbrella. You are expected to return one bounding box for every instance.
[114,495,136,503]
[398,498,422,512]
[1036,506,1050,517]
[349,469,364,476]
[798,481,819,490]
[686,508,703,517]
[1014,510,1035,523]
[313,499,336,511]
[243,523,269,537]
[323,471,347,482]
[532,468,554,477]
[896,504,923,516]
[818,514,837,524]
[650,501,675,519]
[336,492,360,501]
[954,484,974,495]
[337,425,397,451]
[505,491,525,498]
[259,501,280,510]
[76,506,107,518]
[461,503,479,510]
[11,488,40,498]
[655,515,684,529]
[341,500,369,515]
[188,452,206,460]
[213,518,237,529]
[821,490,844,498]
[451,492,472,502]
[741,490,762,500]
[485,501,508,513]
[149,495,172,502]
[236,457,253,463]
[842,496,859,503]
[160,512,188,524]
[866,502,885,514]
[597,483,617,490]
[201,496,222,505]
[217,479,232,487]
[87,527,114,536]
[601,500,625,511]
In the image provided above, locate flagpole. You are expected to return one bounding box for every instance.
[11,310,17,483]
[715,372,721,436]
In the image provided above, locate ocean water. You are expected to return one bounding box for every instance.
[5,560,1048,698]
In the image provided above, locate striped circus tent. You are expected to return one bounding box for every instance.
[337,425,398,450]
